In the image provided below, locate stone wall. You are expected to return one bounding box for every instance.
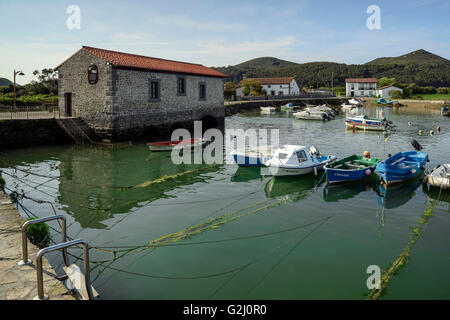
[0,119,72,150]
[57,49,114,137]
[111,69,224,140]
[57,48,224,141]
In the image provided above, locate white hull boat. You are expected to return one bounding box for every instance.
[293,110,330,120]
[349,98,363,106]
[341,102,355,110]
[426,164,450,189]
[262,145,337,177]
[231,145,273,167]
[260,106,275,113]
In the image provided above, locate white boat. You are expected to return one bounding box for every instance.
[341,102,355,110]
[349,98,363,106]
[293,110,331,120]
[231,145,273,167]
[306,104,337,117]
[260,106,275,113]
[425,164,450,189]
[345,115,390,131]
[261,145,337,177]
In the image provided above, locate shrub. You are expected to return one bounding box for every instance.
[0,175,5,191]
[23,217,51,248]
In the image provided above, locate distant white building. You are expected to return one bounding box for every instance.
[345,78,377,97]
[236,77,300,97]
[376,85,403,99]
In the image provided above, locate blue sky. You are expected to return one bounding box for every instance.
[1,0,449,84]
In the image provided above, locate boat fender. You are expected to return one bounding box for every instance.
[365,169,371,176]
[422,175,429,185]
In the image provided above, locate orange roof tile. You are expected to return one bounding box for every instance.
[57,46,226,78]
[237,77,294,87]
[345,78,378,83]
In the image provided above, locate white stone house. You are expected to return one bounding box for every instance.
[236,77,300,97]
[345,78,377,97]
[376,85,403,99]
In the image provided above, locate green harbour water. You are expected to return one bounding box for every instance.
[1,106,449,299]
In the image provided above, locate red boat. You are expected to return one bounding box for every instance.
[147,138,207,152]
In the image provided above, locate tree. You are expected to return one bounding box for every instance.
[33,68,58,94]
[378,77,399,88]
[224,81,236,100]
[241,79,262,96]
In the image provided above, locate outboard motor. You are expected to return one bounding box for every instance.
[411,139,423,151]
[322,113,330,121]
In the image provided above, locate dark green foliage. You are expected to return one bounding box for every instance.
[24,217,51,248]
[0,175,5,190]
[213,49,450,88]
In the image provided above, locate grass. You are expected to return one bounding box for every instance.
[410,94,450,100]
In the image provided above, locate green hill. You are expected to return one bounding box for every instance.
[213,49,450,88]
[0,78,12,86]
[366,49,450,66]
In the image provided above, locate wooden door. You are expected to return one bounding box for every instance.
[64,93,72,117]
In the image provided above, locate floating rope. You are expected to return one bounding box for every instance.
[367,199,438,300]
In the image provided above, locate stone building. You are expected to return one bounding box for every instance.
[55,46,226,141]
[235,77,300,97]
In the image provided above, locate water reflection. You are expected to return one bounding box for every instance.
[423,183,450,204]
[231,167,263,183]
[323,176,379,202]
[264,174,322,200]
[376,172,424,209]
[55,145,221,229]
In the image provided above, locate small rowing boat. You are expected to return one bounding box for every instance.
[374,98,393,106]
[260,106,275,113]
[324,154,380,184]
[345,115,391,131]
[293,109,331,120]
[375,151,428,186]
[147,137,207,152]
[424,164,450,189]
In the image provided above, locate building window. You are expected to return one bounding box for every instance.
[177,76,186,96]
[199,82,206,100]
[149,79,161,102]
[88,65,98,84]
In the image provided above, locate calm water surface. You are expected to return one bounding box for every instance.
[1,106,449,299]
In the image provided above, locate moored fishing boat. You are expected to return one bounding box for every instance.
[341,101,355,110]
[261,145,336,177]
[423,164,450,189]
[293,109,331,120]
[345,115,391,131]
[260,106,275,113]
[324,153,381,184]
[281,103,296,111]
[349,98,363,106]
[375,151,428,186]
[231,145,273,167]
[374,98,393,106]
[306,104,337,117]
[147,137,207,152]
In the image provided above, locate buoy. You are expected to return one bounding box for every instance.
[437,126,441,132]
[365,169,371,176]
[363,151,371,159]
[418,130,423,135]
[408,121,412,126]
[430,130,434,135]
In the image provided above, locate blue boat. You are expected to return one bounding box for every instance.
[324,154,380,184]
[375,151,428,186]
[231,146,272,167]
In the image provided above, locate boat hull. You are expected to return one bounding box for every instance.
[325,166,375,184]
[375,151,428,186]
[345,119,386,131]
[232,154,265,167]
[262,156,336,177]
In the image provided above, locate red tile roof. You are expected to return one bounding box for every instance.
[57,46,226,78]
[237,77,294,87]
[345,78,378,83]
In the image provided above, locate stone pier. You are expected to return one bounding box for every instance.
[0,191,75,300]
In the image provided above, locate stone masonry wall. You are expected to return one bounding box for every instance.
[111,69,224,140]
[58,48,224,141]
[57,49,114,138]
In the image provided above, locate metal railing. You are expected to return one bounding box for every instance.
[35,239,93,300]
[18,215,95,300]
[0,105,61,120]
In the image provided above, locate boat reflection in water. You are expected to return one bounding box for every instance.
[422,183,450,204]
[376,171,424,209]
[264,174,323,201]
[323,175,379,202]
[231,167,264,183]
